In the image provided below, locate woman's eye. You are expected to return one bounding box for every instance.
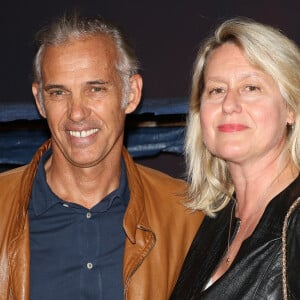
[209,87,224,95]
[245,85,260,92]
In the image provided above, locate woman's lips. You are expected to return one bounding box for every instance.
[217,124,248,132]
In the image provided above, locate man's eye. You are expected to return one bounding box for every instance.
[91,86,105,93]
[49,90,65,96]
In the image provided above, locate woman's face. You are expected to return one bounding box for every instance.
[200,43,294,166]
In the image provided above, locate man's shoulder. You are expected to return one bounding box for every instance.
[133,163,188,207]
[0,165,27,181]
[0,165,29,200]
[135,163,186,188]
[0,165,29,213]
[132,162,204,229]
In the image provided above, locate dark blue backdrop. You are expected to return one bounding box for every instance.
[1,0,299,168]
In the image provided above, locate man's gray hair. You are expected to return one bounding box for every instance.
[33,13,140,108]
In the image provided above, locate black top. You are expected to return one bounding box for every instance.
[171,175,300,300]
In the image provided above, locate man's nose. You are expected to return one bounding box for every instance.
[67,95,91,122]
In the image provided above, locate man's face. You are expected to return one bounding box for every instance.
[32,35,141,168]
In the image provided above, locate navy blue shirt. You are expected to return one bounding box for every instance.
[28,149,130,300]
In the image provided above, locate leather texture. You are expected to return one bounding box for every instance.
[0,139,204,300]
[171,175,300,300]
[285,200,300,299]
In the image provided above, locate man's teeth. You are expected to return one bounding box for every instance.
[69,129,99,138]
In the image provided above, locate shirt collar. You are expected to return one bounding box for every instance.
[30,148,130,215]
[92,158,129,213]
[30,148,59,215]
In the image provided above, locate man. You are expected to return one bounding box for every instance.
[0,14,203,299]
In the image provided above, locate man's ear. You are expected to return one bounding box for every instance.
[125,74,143,114]
[32,82,46,118]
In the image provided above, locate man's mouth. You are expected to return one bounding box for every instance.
[68,128,99,138]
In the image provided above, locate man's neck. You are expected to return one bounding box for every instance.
[44,154,122,209]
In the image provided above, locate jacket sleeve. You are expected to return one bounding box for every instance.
[286,202,300,299]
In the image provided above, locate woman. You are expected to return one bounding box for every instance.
[171,18,300,299]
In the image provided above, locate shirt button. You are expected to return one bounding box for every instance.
[86,212,92,219]
[87,262,93,269]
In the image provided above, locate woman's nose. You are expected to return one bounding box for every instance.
[222,90,242,114]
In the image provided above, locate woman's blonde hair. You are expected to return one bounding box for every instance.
[185,17,300,216]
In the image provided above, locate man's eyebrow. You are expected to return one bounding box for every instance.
[44,81,110,91]
[44,84,65,91]
[86,80,110,85]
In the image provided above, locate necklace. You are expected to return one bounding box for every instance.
[225,201,238,265]
[225,206,233,264]
[224,159,292,265]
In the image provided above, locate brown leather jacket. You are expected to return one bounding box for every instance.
[0,140,203,300]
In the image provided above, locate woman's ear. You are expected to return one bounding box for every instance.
[286,107,295,127]
[125,74,143,114]
[32,82,46,118]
